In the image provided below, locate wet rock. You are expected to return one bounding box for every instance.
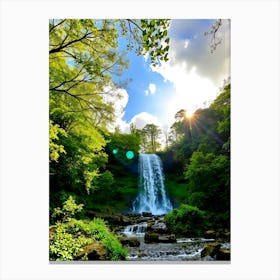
[142,212,153,217]
[201,242,221,258]
[121,216,132,225]
[74,242,107,260]
[158,234,176,243]
[204,230,216,239]
[144,232,160,243]
[138,252,147,258]
[120,237,140,247]
[151,222,168,234]
[216,249,230,260]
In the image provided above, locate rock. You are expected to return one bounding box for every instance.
[49,225,56,237]
[74,242,107,260]
[121,216,132,225]
[220,230,230,240]
[216,249,230,260]
[201,242,221,258]
[144,232,160,243]
[158,234,176,243]
[205,230,216,239]
[151,222,168,234]
[142,212,153,217]
[120,237,140,247]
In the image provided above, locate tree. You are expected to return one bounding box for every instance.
[141,123,162,153]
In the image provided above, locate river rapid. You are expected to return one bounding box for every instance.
[116,214,230,262]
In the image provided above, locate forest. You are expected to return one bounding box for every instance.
[49,19,230,261]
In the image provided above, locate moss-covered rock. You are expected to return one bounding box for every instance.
[201,242,221,258]
[120,237,140,247]
[204,230,216,239]
[144,232,159,243]
[75,242,107,260]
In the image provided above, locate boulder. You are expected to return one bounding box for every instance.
[120,237,140,247]
[151,222,168,234]
[120,216,132,225]
[216,249,230,260]
[204,230,216,239]
[144,232,159,243]
[201,242,221,258]
[74,242,107,260]
[158,234,176,243]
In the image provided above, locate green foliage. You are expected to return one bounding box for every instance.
[140,123,162,153]
[164,204,206,236]
[139,19,170,66]
[52,196,84,223]
[49,19,172,215]
[49,120,67,162]
[86,218,127,260]
[107,132,140,166]
[49,221,93,261]
[184,151,230,228]
[119,19,170,66]
[162,83,230,230]
[50,197,127,261]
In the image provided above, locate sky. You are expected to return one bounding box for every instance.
[110,19,230,134]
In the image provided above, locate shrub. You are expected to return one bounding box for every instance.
[49,197,127,261]
[164,204,206,236]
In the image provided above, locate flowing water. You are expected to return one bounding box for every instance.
[132,154,172,215]
[120,153,230,261]
[121,217,229,261]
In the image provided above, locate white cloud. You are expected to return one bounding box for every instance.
[148,19,230,126]
[130,112,161,130]
[102,85,129,132]
[144,83,156,95]
[151,61,218,126]
[167,19,230,86]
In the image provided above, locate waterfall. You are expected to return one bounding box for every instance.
[132,154,173,215]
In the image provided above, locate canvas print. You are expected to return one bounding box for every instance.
[49,19,230,262]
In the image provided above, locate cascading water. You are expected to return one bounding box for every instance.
[132,153,173,215]
[123,222,147,237]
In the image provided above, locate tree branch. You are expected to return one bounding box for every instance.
[49,30,92,54]
[49,19,66,33]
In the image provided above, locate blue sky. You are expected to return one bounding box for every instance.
[110,19,230,133]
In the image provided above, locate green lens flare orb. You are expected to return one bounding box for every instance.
[126,151,134,159]
[112,149,118,154]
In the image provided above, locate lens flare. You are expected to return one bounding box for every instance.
[126,151,134,159]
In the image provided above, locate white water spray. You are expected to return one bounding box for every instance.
[132,154,172,215]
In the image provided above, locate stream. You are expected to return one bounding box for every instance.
[116,214,230,261]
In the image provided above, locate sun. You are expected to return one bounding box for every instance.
[185,110,194,119]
